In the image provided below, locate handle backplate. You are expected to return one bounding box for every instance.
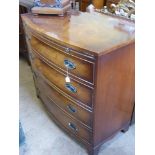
[64,59,76,70]
[68,122,78,132]
[67,104,77,113]
[65,83,77,93]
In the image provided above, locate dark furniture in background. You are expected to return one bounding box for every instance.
[19,5,28,55]
[19,1,33,62]
[81,0,90,11]
[79,0,122,11]
[92,0,106,9]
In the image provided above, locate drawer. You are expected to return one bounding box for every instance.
[39,91,92,143]
[35,75,92,128]
[33,58,93,108]
[30,36,94,84]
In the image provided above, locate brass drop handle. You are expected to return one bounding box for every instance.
[65,83,77,93]
[68,122,78,132]
[67,104,77,113]
[64,59,76,70]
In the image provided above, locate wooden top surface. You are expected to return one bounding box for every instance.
[22,12,135,56]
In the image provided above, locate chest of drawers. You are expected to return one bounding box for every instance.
[22,12,135,155]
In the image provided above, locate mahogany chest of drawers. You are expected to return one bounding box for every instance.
[22,12,135,155]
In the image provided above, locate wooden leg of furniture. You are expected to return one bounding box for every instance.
[130,104,135,125]
[32,76,40,98]
[121,124,130,133]
[87,147,100,155]
[36,88,40,98]
[26,53,31,66]
[34,84,40,98]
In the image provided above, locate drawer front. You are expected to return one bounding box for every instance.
[30,36,94,84]
[39,91,92,143]
[35,75,92,128]
[33,58,93,108]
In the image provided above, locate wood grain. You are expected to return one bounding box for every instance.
[36,75,93,128]
[22,12,135,155]
[92,0,105,9]
[39,91,92,143]
[33,57,94,108]
[31,4,71,15]
[31,36,94,84]
[93,43,135,146]
[21,12,134,56]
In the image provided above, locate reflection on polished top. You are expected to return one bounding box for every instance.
[22,12,135,55]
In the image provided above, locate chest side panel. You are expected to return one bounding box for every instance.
[93,43,135,146]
